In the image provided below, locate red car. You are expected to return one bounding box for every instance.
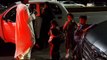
[0,5,16,43]
[0,3,34,58]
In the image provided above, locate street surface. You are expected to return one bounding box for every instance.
[0,42,66,60]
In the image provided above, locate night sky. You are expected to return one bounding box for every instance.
[0,0,25,6]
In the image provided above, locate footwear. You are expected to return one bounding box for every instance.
[49,57,52,60]
[65,53,69,59]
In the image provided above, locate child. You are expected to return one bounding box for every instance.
[48,20,61,60]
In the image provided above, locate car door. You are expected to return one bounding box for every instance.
[1,5,17,43]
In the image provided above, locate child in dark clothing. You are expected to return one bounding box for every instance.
[63,13,77,59]
[74,15,90,60]
[48,20,61,60]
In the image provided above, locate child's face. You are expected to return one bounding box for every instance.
[51,23,55,27]
[79,18,87,25]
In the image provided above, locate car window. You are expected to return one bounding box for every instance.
[39,3,62,15]
[4,6,16,22]
[49,3,62,15]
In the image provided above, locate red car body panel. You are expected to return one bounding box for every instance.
[2,20,15,43]
[0,5,17,43]
[0,4,33,58]
[0,14,5,40]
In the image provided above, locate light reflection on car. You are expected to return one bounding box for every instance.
[59,1,85,8]
[82,21,107,60]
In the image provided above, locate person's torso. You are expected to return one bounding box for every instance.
[66,21,77,34]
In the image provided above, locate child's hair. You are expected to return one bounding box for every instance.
[51,20,58,26]
[79,15,87,20]
[67,13,74,18]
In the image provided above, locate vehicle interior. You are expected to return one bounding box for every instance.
[3,6,16,22]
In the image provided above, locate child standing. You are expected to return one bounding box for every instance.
[48,20,61,60]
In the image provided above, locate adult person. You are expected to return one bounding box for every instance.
[28,4,41,49]
[15,3,36,60]
[63,13,77,59]
[40,2,54,49]
[48,20,61,60]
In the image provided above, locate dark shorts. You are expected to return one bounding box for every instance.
[65,35,76,50]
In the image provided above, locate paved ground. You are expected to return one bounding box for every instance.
[31,42,67,60]
[0,41,67,60]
